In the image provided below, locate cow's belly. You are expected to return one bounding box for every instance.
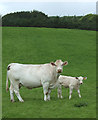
[19,75,42,88]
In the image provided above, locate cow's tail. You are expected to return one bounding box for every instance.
[6,65,10,92]
[6,71,9,92]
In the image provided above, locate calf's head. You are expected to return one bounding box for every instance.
[76,76,87,85]
[51,60,68,73]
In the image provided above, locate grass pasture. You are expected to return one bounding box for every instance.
[2,27,96,118]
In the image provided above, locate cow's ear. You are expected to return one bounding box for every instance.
[62,61,68,66]
[83,77,87,80]
[51,62,56,66]
[76,77,78,79]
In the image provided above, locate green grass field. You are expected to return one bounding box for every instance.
[2,27,96,118]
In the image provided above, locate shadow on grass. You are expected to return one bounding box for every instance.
[74,102,88,107]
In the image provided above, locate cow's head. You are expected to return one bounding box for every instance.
[76,76,87,85]
[51,60,68,73]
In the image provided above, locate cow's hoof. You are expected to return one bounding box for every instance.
[11,99,15,102]
[79,95,81,98]
[69,96,71,100]
[58,96,60,98]
[20,100,24,102]
[47,97,50,101]
[47,99,50,101]
[60,96,63,99]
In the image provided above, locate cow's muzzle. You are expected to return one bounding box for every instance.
[57,69,62,73]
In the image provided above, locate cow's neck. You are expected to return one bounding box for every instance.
[52,66,60,79]
[57,73,60,79]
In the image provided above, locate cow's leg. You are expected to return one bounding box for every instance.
[12,81,24,102]
[43,82,49,101]
[14,89,24,102]
[9,83,14,102]
[69,86,73,99]
[77,89,81,98]
[47,89,51,101]
[57,85,63,99]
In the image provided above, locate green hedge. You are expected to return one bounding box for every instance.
[2,10,97,31]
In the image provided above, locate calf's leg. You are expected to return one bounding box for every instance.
[69,86,73,99]
[77,89,81,98]
[57,85,63,99]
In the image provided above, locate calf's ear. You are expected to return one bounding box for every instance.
[62,61,68,66]
[51,62,56,66]
[83,77,87,80]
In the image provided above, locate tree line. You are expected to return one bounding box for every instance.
[2,10,97,31]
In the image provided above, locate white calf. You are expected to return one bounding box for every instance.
[6,60,68,102]
[57,75,87,99]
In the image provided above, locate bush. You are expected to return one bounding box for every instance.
[2,11,97,31]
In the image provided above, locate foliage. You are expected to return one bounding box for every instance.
[2,27,96,118]
[2,11,97,30]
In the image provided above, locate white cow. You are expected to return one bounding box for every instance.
[57,75,87,99]
[6,60,68,102]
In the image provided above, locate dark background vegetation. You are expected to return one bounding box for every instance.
[2,10,97,31]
